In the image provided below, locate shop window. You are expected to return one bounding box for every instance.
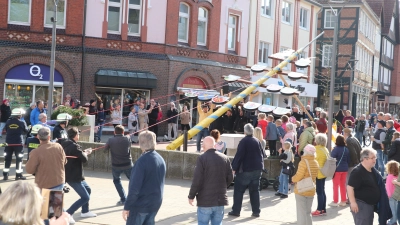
[128,0,141,35]
[262,92,273,105]
[95,87,150,129]
[197,7,208,46]
[178,3,190,43]
[45,0,66,28]
[34,86,63,107]
[4,84,62,110]
[228,15,237,50]
[8,0,31,25]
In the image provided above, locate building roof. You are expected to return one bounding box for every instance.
[381,0,396,35]
[364,0,383,18]
[304,0,323,7]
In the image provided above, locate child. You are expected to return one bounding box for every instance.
[386,160,399,225]
[275,138,294,199]
[276,119,286,152]
[266,115,279,156]
[257,113,268,139]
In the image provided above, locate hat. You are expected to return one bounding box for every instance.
[84,103,90,107]
[284,138,293,145]
[56,113,72,122]
[378,120,386,127]
[90,99,95,104]
[11,108,25,116]
[31,124,43,134]
[304,144,316,154]
[2,99,8,104]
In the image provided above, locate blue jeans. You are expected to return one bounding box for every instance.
[278,168,289,195]
[197,206,224,225]
[355,131,363,144]
[316,178,327,211]
[112,167,132,202]
[0,122,6,137]
[383,153,388,165]
[196,128,209,152]
[49,183,65,191]
[126,211,157,225]
[232,170,262,215]
[389,197,398,224]
[96,122,104,142]
[67,180,91,215]
[375,149,385,176]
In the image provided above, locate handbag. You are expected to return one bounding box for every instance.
[131,120,137,127]
[297,159,316,193]
[320,151,337,178]
[282,162,295,176]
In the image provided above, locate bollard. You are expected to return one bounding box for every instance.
[183,130,188,152]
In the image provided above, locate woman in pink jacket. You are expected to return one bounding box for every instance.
[281,123,297,154]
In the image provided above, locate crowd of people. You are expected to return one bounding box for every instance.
[4,89,400,225]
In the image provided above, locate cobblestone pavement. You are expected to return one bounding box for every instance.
[0,161,380,225]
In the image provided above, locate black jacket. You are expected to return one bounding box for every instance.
[61,139,88,183]
[222,114,236,132]
[292,112,303,122]
[167,108,179,123]
[232,135,264,173]
[53,125,68,143]
[389,139,400,163]
[233,115,247,133]
[188,149,233,207]
[5,117,28,144]
[0,104,11,122]
[355,120,366,132]
[89,105,98,120]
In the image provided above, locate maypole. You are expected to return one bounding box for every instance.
[166,32,325,150]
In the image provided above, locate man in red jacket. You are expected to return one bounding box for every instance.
[315,111,328,133]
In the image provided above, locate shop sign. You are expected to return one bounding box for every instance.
[181,77,206,89]
[6,64,64,82]
[278,81,305,92]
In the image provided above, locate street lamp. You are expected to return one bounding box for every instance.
[327,1,348,151]
[47,0,59,117]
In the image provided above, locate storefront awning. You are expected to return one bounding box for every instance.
[222,82,250,94]
[95,69,157,89]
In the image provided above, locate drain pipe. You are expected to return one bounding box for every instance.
[80,0,88,101]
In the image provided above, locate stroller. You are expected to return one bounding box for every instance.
[228,169,279,191]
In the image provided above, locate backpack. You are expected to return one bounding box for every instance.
[320,151,337,178]
[215,141,226,153]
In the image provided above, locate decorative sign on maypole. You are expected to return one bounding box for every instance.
[166,32,325,150]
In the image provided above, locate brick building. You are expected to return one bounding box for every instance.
[315,0,381,116]
[0,0,250,133]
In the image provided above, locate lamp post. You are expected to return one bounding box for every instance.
[48,0,59,117]
[327,8,339,151]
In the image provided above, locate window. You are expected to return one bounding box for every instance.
[178,3,190,42]
[296,51,307,73]
[8,0,31,25]
[261,0,272,17]
[197,8,208,45]
[44,0,66,28]
[228,15,237,50]
[322,45,333,67]
[299,8,308,29]
[324,9,337,28]
[108,0,122,33]
[280,47,290,70]
[258,42,270,65]
[128,0,141,35]
[281,1,291,24]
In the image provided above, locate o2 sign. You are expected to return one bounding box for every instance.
[29,65,43,79]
